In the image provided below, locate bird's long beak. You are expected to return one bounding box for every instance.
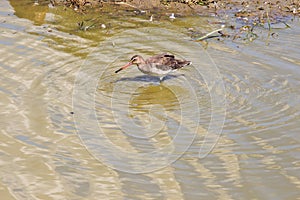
[115,62,132,73]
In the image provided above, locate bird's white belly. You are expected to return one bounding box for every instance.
[138,65,173,76]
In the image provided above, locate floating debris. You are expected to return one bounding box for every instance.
[149,15,153,22]
[195,26,225,41]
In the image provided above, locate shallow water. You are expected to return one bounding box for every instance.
[1,0,300,199]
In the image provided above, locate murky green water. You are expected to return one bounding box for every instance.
[1,0,300,199]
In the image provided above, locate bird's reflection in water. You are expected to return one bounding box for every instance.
[130,84,179,107]
[126,84,182,139]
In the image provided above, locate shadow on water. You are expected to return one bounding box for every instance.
[114,74,185,83]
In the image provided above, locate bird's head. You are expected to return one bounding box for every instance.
[130,55,144,65]
[115,55,144,73]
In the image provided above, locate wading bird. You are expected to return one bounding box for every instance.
[115,53,191,82]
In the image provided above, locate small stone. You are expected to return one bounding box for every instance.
[169,13,176,19]
[293,8,297,14]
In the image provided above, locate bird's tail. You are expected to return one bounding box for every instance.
[179,60,192,66]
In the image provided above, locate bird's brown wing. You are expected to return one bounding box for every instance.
[147,53,191,70]
[147,53,174,62]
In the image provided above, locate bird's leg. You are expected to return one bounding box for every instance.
[159,76,164,83]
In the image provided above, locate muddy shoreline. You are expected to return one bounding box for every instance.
[53,0,299,23]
